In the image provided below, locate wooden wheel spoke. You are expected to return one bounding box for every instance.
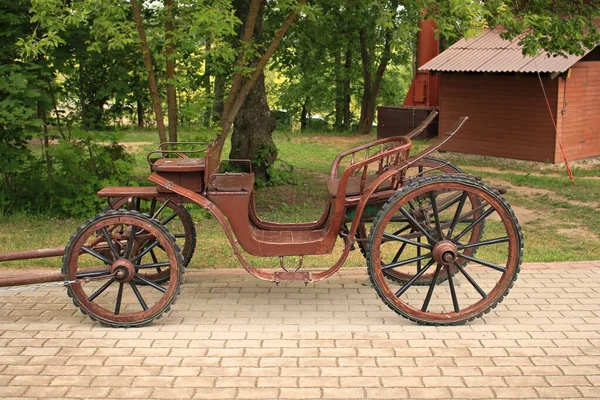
[429,191,443,238]
[382,253,433,271]
[453,262,488,299]
[435,192,464,215]
[390,225,412,236]
[447,192,468,239]
[124,226,138,259]
[421,264,443,312]
[161,212,178,225]
[390,228,414,264]
[153,199,171,219]
[76,269,112,279]
[458,237,509,250]
[134,274,167,293]
[129,282,148,311]
[459,254,506,273]
[395,259,436,297]
[382,233,432,249]
[132,240,161,263]
[150,249,159,264]
[149,198,158,218]
[399,207,437,244]
[81,246,113,265]
[114,282,124,315]
[446,265,460,313]
[87,278,115,302]
[453,206,495,242]
[136,262,171,270]
[101,228,120,260]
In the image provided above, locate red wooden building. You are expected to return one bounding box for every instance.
[421,29,600,163]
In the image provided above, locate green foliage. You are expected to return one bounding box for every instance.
[257,160,298,188]
[0,138,137,217]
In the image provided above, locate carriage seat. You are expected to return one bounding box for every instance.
[150,158,206,193]
[327,175,393,198]
[150,157,206,172]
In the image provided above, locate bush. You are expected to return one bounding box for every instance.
[0,138,137,217]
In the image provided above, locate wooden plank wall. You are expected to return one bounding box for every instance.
[438,73,559,162]
[558,62,600,161]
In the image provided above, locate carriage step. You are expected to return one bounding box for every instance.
[274,272,311,284]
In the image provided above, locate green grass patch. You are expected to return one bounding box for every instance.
[1,129,599,270]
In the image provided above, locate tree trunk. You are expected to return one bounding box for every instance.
[300,97,309,132]
[131,0,167,144]
[334,48,344,130]
[165,0,178,142]
[203,41,212,127]
[358,25,393,134]
[212,73,226,124]
[229,0,277,180]
[230,72,277,181]
[137,98,144,129]
[222,0,307,137]
[358,29,373,134]
[343,46,352,131]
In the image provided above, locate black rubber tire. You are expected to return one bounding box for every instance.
[366,174,523,326]
[62,210,184,328]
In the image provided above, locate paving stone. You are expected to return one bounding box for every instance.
[0,265,598,399]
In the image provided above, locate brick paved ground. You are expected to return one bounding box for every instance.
[0,262,599,399]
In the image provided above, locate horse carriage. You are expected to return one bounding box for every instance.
[0,111,523,328]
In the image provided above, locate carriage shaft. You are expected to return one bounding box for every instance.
[0,270,65,288]
[0,247,66,262]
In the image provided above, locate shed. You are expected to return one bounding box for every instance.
[421,29,600,163]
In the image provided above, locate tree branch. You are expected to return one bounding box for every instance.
[221,0,308,136]
[222,0,262,123]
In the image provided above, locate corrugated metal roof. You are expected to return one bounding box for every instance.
[421,28,593,74]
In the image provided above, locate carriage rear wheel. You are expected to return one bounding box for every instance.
[356,157,484,286]
[107,197,196,283]
[62,210,183,328]
[367,175,522,325]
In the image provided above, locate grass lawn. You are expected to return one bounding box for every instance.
[1,128,599,270]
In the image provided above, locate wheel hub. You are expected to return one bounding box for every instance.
[432,240,459,265]
[110,259,136,283]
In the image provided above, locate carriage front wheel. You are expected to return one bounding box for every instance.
[62,210,183,328]
[367,175,523,325]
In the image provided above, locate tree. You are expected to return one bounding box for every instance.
[131,0,168,143]
[164,0,178,142]
[219,0,308,179]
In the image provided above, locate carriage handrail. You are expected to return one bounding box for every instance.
[329,110,438,179]
[332,137,413,198]
[146,141,215,166]
[329,137,412,179]
[406,116,469,168]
